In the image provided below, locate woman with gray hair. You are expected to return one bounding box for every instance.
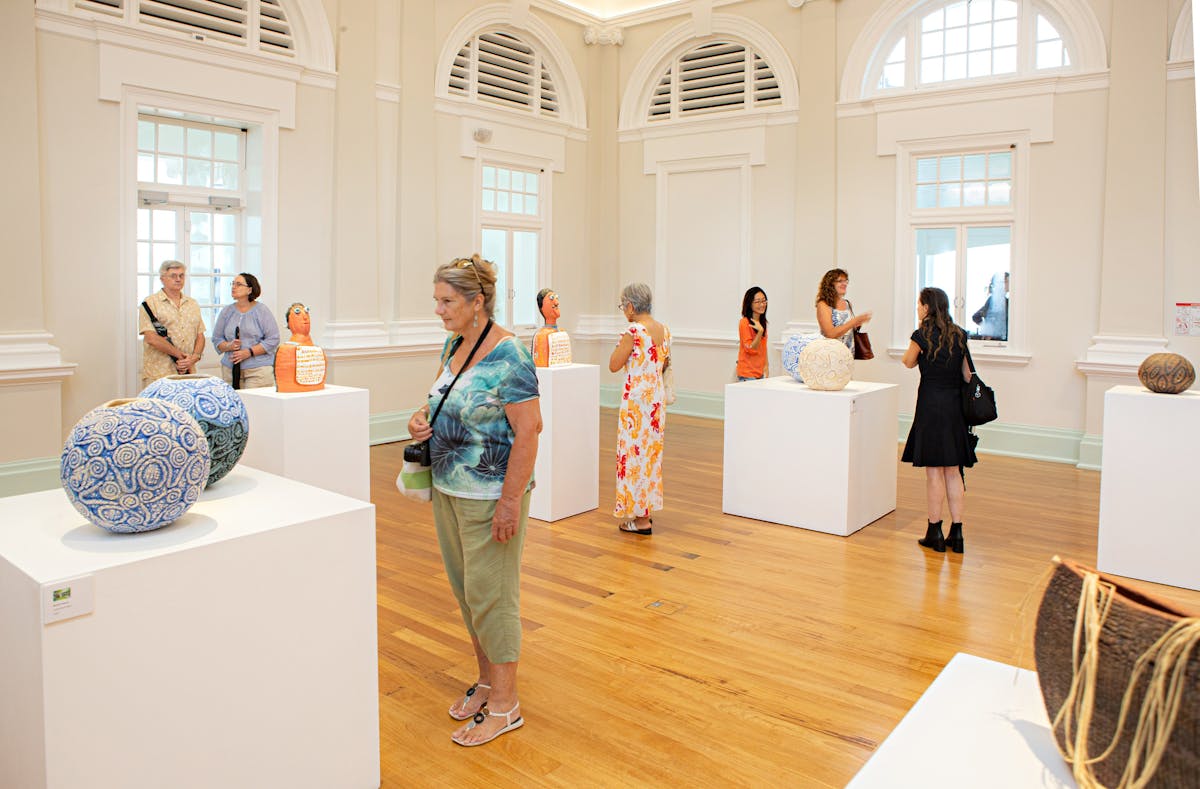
[608,282,671,535]
[406,254,542,746]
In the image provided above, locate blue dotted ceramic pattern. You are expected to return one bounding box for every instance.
[139,375,249,486]
[781,333,820,382]
[60,398,211,533]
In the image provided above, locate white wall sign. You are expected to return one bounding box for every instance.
[1176,303,1200,336]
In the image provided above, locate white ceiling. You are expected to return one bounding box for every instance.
[554,0,687,21]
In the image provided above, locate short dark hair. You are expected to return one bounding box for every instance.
[239,272,262,302]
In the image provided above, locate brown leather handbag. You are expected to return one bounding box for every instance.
[852,329,873,360]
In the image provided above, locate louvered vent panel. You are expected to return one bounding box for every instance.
[448,41,471,96]
[476,31,535,110]
[648,67,672,121]
[752,54,781,105]
[258,0,294,55]
[539,65,559,115]
[76,0,124,16]
[677,41,748,115]
[139,0,248,44]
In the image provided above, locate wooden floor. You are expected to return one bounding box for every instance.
[370,411,1200,788]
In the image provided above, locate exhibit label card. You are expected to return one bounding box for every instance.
[42,574,95,624]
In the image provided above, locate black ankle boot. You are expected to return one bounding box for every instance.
[946,523,964,553]
[918,520,946,552]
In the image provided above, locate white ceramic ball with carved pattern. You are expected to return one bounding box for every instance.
[797,337,853,391]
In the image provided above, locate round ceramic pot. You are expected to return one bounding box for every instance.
[139,374,249,486]
[60,398,211,533]
[798,337,854,391]
[781,333,820,382]
[1137,352,1196,394]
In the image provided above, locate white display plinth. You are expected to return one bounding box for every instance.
[237,384,370,501]
[530,363,600,522]
[848,653,1075,788]
[722,378,898,535]
[1098,385,1200,591]
[0,468,380,789]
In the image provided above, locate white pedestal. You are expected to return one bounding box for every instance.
[848,653,1076,788]
[722,377,898,535]
[237,384,370,501]
[530,363,600,522]
[1098,385,1200,591]
[0,468,380,789]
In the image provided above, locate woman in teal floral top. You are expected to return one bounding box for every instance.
[407,255,541,747]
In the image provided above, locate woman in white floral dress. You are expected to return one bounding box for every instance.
[609,283,671,536]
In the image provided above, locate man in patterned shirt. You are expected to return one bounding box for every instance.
[138,260,206,388]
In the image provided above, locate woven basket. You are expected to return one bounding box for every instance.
[1034,558,1200,787]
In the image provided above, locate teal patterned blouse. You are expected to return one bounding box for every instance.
[428,335,540,500]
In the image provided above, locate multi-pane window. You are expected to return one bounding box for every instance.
[479,164,544,328]
[911,148,1015,343]
[136,114,248,330]
[873,0,1072,92]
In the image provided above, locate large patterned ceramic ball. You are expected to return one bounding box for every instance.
[797,337,854,391]
[1137,353,1195,394]
[61,398,211,533]
[782,333,821,382]
[140,374,249,485]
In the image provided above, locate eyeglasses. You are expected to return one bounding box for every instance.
[752,298,768,305]
[617,301,628,311]
[232,281,248,288]
[453,258,485,291]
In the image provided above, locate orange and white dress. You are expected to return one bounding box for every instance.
[614,323,670,520]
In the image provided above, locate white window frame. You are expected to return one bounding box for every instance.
[473,155,551,332]
[892,131,1031,366]
[120,86,279,394]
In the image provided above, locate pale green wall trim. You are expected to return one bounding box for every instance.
[897,413,1088,466]
[1077,434,1103,471]
[370,409,418,446]
[599,385,725,421]
[0,457,60,498]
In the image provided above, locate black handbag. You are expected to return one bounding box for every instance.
[961,345,997,426]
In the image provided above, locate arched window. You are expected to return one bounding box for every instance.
[447,30,561,119]
[645,40,782,124]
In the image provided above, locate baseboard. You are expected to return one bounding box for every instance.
[599,385,725,420]
[369,409,418,446]
[897,414,1088,466]
[1076,434,1103,471]
[0,456,61,498]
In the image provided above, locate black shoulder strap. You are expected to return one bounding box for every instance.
[141,300,158,323]
[428,321,492,428]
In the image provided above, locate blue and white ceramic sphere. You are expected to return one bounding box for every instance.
[781,333,821,382]
[139,374,249,486]
[61,398,211,533]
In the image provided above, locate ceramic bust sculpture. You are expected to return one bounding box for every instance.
[274,302,327,393]
[531,288,572,367]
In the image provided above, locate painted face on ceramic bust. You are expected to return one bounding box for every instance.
[434,281,480,334]
[540,292,560,325]
[287,303,311,336]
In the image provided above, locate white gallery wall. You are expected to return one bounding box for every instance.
[0,0,1197,494]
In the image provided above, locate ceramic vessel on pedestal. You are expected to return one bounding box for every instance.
[60,398,211,533]
[140,374,249,485]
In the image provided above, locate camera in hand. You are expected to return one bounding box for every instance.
[404,440,431,466]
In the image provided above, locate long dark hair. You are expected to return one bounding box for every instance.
[917,287,965,363]
[740,286,768,333]
[815,268,848,308]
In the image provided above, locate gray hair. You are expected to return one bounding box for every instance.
[434,255,498,316]
[621,282,653,315]
[159,260,186,275]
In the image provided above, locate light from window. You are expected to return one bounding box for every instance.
[138,117,241,191]
[878,38,907,90]
[482,166,540,217]
[1035,15,1070,69]
[915,225,1011,341]
[915,151,1012,209]
[919,0,1018,84]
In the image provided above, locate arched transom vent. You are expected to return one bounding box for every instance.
[448,31,560,117]
[73,0,295,56]
[649,41,781,122]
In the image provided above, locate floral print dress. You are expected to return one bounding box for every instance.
[614,323,670,519]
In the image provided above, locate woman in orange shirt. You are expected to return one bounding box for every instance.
[736,287,769,380]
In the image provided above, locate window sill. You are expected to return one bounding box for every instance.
[885,345,1031,367]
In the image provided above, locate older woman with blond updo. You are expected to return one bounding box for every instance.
[406,254,542,747]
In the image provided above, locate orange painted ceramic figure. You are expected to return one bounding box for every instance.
[274,302,327,392]
[531,289,571,367]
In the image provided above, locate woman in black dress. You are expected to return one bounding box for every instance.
[901,287,975,553]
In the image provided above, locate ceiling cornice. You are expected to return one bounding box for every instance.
[532,0,749,27]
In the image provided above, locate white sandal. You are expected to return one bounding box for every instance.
[448,682,490,721]
[452,702,524,747]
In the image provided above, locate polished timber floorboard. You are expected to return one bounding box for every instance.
[370,411,1200,788]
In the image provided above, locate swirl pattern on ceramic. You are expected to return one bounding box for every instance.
[781,333,820,383]
[139,375,249,485]
[60,398,211,533]
[797,337,854,391]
